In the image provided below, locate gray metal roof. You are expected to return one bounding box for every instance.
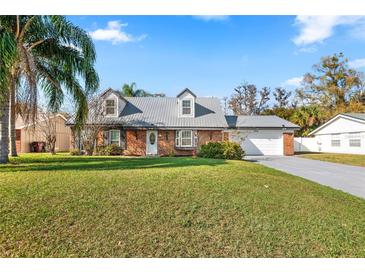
[225,115,300,129]
[68,96,228,129]
[342,113,365,121]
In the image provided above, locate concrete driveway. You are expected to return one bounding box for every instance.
[246,155,365,199]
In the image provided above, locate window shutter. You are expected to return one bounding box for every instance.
[103,130,109,145]
[193,131,198,147]
[175,130,180,147]
[120,130,126,149]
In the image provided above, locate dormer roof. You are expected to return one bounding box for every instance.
[100,87,127,102]
[176,88,197,98]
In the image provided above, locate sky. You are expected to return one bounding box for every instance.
[68,15,365,101]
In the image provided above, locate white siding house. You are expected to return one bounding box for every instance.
[307,113,365,155]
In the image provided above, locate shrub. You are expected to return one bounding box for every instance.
[198,141,244,160]
[96,144,123,156]
[70,148,82,156]
[222,141,244,160]
[198,142,224,159]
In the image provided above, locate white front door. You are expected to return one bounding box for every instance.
[146,130,158,155]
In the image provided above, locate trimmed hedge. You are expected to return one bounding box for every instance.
[198,141,244,160]
[95,144,123,156]
[69,148,82,156]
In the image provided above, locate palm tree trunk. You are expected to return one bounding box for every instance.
[0,94,10,164]
[9,81,18,156]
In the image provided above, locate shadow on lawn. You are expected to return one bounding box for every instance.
[0,156,227,172]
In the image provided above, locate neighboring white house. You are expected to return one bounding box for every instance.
[303,113,365,155]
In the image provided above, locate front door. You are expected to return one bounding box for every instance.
[146,130,158,155]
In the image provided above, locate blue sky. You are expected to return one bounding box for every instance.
[68,16,365,100]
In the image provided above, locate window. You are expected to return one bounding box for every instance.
[349,132,361,147]
[109,130,120,145]
[181,130,192,146]
[105,99,116,116]
[331,134,341,147]
[175,130,195,147]
[182,100,192,115]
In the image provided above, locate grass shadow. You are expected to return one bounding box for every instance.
[0,155,227,172]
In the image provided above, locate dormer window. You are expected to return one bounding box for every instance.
[177,88,196,117]
[106,99,116,116]
[182,100,192,115]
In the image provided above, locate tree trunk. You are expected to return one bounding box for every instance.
[50,142,56,155]
[0,94,10,164]
[9,82,17,157]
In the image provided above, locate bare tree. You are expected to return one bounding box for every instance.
[222,96,229,115]
[257,87,270,114]
[229,83,270,115]
[273,87,292,108]
[79,96,107,155]
[36,110,58,155]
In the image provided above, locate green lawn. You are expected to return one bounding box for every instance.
[299,153,365,167]
[1,153,365,257]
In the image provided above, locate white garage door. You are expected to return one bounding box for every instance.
[230,130,284,156]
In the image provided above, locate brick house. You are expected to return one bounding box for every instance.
[66,88,299,156]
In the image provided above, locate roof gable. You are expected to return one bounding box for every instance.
[309,113,365,136]
[176,88,197,98]
[100,88,127,102]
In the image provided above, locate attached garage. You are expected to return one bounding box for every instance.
[225,115,299,156]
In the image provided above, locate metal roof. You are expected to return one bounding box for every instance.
[342,113,365,121]
[67,96,228,129]
[225,115,300,129]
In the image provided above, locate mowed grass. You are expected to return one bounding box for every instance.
[1,153,365,257]
[299,153,365,167]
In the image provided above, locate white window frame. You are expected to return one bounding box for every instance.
[349,132,361,147]
[109,130,120,146]
[105,99,117,116]
[181,99,192,116]
[175,130,195,147]
[331,134,341,147]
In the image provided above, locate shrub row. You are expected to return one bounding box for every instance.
[70,144,123,156]
[95,144,123,156]
[198,141,244,160]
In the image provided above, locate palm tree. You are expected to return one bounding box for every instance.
[0,25,17,163]
[0,16,99,163]
[121,82,151,97]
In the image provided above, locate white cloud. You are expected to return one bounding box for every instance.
[297,46,317,53]
[349,58,365,69]
[89,21,146,44]
[281,76,303,87]
[194,16,229,22]
[292,16,365,47]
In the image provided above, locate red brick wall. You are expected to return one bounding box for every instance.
[155,130,224,156]
[124,129,146,156]
[157,130,175,156]
[197,130,223,146]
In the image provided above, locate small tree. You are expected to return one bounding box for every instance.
[36,110,58,154]
[79,96,107,155]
